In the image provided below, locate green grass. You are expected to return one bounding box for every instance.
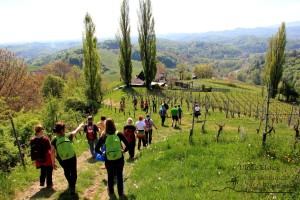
[125,111,300,199]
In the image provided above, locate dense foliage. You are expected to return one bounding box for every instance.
[264,22,286,98]
[82,13,102,105]
[138,0,157,88]
[117,0,133,87]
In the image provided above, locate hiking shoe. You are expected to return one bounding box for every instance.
[47,184,53,188]
[40,183,45,187]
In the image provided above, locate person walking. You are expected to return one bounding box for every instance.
[84,116,100,158]
[170,105,179,127]
[144,100,149,113]
[152,98,157,113]
[194,104,201,122]
[159,105,167,126]
[30,125,53,188]
[97,115,106,135]
[140,98,144,111]
[144,114,158,145]
[97,115,107,169]
[51,122,84,194]
[132,97,138,110]
[123,118,136,160]
[95,118,130,197]
[177,105,183,125]
[135,115,146,150]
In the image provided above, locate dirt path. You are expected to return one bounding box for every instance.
[16,118,191,200]
[16,151,94,200]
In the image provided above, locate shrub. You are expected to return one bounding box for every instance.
[64,97,88,111]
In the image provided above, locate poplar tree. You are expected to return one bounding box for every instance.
[264,22,286,98]
[138,0,157,88]
[117,0,132,87]
[82,13,102,104]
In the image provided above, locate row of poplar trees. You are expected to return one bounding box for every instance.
[82,0,157,107]
[117,0,157,88]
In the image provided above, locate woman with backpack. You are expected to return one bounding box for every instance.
[123,118,136,160]
[30,125,53,188]
[51,122,84,194]
[95,118,130,197]
[135,115,146,150]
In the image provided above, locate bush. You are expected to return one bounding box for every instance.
[0,172,13,199]
[0,138,20,172]
[64,97,88,111]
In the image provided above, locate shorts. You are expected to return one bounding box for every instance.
[194,111,201,117]
[172,116,178,121]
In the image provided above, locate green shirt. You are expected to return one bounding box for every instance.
[170,108,178,116]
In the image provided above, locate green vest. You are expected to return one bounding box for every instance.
[105,133,122,160]
[55,136,75,161]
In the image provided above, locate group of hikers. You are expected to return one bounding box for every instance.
[132,97,158,113]
[30,99,201,197]
[30,113,159,197]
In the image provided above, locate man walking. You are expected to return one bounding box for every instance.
[84,116,99,158]
[159,105,167,126]
[170,105,179,127]
[144,114,158,145]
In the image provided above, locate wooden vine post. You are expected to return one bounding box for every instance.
[292,119,300,149]
[9,115,26,168]
[189,98,196,142]
[216,122,226,142]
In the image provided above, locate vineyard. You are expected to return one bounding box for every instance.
[107,86,299,129]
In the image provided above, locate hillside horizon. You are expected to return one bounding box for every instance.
[1,21,300,45]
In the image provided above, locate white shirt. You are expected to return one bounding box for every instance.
[136,120,146,131]
[195,106,200,112]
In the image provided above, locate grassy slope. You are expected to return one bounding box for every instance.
[5,80,300,200]
[96,83,300,199]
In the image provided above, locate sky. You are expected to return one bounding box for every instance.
[0,0,300,44]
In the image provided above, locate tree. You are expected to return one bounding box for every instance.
[155,62,167,81]
[176,63,188,80]
[264,22,286,98]
[82,13,102,104]
[138,0,157,88]
[117,0,133,87]
[41,74,65,99]
[194,64,214,78]
[0,49,27,99]
[42,60,72,80]
[0,49,43,111]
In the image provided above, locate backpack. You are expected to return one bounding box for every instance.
[164,103,169,110]
[144,118,152,130]
[178,107,182,114]
[86,124,95,140]
[55,136,75,161]
[105,133,122,160]
[30,137,46,162]
[123,126,135,143]
[159,108,166,116]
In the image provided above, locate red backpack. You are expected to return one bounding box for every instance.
[123,126,135,143]
[87,124,95,140]
[144,118,152,130]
